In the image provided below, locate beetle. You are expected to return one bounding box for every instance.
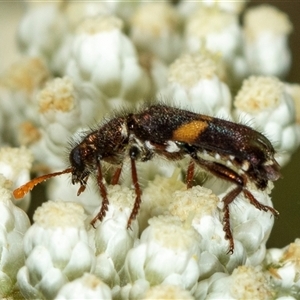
[14,104,280,253]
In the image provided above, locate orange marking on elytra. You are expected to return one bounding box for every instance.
[172,120,208,143]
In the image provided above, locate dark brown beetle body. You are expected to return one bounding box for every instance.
[14,104,280,253]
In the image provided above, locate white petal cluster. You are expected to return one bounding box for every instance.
[91,185,139,286]
[0,1,299,299]
[0,57,50,145]
[0,147,33,211]
[178,0,248,17]
[264,239,300,298]
[119,215,201,298]
[66,15,151,110]
[0,175,30,298]
[141,284,194,300]
[33,77,81,168]
[185,7,242,64]
[56,273,112,300]
[194,265,275,299]
[243,5,293,78]
[163,53,232,118]
[17,3,69,73]
[17,200,94,299]
[130,3,182,64]
[234,76,299,165]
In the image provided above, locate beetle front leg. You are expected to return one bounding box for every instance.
[91,158,109,227]
[127,145,143,229]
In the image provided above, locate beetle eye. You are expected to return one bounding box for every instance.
[70,147,83,171]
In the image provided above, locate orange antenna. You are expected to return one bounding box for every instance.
[13,168,73,199]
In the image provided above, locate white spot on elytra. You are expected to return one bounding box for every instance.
[166,141,180,153]
[145,141,155,150]
[241,160,250,171]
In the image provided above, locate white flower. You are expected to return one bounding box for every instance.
[138,168,185,232]
[56,273,112,300]
[91,185,139,287]
[169,182,276,269]
[0,146,33,211]
[163,53,232,118]
[234,76,299,166]
[218,184,276,266]
[24,77,81,169]
[0,57,49,145]
[195,265,275,299]
[66,15,150,109]
[185,7,242,65]
[17,201,95,300]
[285,83,300,144]
[130,3,182,64]
[65,2,113,29]
[138,52,169,95]
[46,175,100,217]
[178,0,248,17]
[17,3,69,71]
[264,239,300,298]
[200,0,248,14]
[243,4,293,78]
[168,186,236,271]
[141,284,194,300]
[112,279,150,300]
[122,215,201,292]
[0,175,31,298]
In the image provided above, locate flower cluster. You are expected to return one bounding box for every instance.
[0,1,299,299]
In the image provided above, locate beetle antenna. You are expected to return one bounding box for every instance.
[13,168,73,199]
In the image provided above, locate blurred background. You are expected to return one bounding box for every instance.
[0,1,299,248]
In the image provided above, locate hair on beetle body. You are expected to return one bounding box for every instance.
[14,103,280,254]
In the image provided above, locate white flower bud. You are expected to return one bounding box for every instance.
[17,3,69,69]
[0,175,30,298]
[169,185,245,273]
[46,175,100,217]
[130,3,182,64]
[138,168,185,232]
[112,278,149,300]
[170,183,276,269]
[92,185,138,286]
[56,273,112,300]
[17,201,94,300]
[195,265,274,299]
[66,16,150,107]
[200,0,248,14]
[234,76,299,166]
[185,7,242,64]
[178,0,248,17]
[141,284,194,300]
[243,5,293,78]
[285,83,300,145]
[264,239,300,298]
[30,77,81,168]
[0,147,33,211]
[65,3,113,30]
[164,53,232,118]
[122,215,201,291]
[0,57,49,144]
